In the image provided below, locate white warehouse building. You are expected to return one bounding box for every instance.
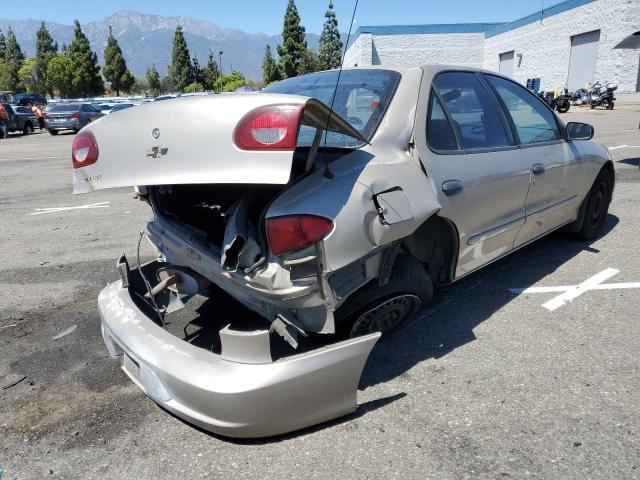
[344,0,640,93]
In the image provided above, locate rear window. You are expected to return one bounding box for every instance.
[50,104,81,113]
[263,69,401,147]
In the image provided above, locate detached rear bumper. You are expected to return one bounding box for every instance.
[98,277,379,438]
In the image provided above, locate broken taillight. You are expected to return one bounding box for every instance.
[72,131,99,169]
[266,215,334,256]
[233,105,303,151]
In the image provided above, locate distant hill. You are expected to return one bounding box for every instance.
[0,9,335,80]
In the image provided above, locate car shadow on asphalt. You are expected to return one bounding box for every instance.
[617,157,639,167]
[359,213,619,390]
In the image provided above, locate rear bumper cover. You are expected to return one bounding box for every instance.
[98,278,379,438]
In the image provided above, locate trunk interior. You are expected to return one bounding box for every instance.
[149,147,352,257]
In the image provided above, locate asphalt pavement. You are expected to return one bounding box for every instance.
[1,105,639,479]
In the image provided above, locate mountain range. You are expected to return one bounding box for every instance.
[0,10,335,80]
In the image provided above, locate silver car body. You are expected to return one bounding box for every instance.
[74,65,612,437]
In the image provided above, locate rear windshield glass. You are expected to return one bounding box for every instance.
[50,104,81,112]
[263,69,401,147]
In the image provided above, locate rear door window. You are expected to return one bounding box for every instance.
[427,93,458,151]
[433,72,511,150]
[485,75,560,144]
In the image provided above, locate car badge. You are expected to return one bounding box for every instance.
[152,128,160,139]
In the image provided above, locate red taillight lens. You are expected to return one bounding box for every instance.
[72,131,99,169]
[266,215,334,256]
[70,113,81,119]
[234,105,303,150]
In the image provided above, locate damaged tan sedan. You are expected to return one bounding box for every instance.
[73,66,614,438]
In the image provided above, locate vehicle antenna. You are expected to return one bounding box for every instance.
[322,0,360,179]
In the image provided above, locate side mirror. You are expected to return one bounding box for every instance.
[565,122,594,141]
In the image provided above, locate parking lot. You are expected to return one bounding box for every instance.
[1,104,639,479]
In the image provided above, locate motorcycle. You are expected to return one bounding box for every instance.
[589,82,617,110]
[537,90,571,113]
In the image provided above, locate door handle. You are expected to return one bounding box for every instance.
[531,164,545,176]
[442,180,464,196]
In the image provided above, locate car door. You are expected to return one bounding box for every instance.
[484,74,581,247]
[415,71,532,278]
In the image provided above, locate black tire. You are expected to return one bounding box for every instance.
[590,103,596,109]
[575,169,612,240]
[335,255,433,339]
[608,102,614,110]
[48,129,58,136]
[556,99,570,113]
[23,122,33,135]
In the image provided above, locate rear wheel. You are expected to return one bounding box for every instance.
[23,122,33,135]
[556,99,570,113]
[336,255,433,339]
[48,129,58,136]
[575,169,612,240]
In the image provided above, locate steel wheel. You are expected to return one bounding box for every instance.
[350,294,421,337]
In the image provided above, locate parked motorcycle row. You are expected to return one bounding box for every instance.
[528,78,618,113]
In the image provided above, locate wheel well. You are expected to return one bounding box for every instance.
[400,214,458,286]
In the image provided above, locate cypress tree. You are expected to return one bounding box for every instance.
[191,55,204,86]
[4,28,24,91]
[276,0,307,78]
[262,44,281,85]
[146,64,161,96]
[35,22,58,96]
[202,50,220,90]
[0,30,7,61]
[68,20,104,97]
[318,1,343,70]
[167,26,193,91]
[103,26,134,96]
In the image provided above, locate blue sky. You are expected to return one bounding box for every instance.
[0,0,564,35]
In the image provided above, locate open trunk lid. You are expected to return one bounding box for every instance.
[73,93,366,194]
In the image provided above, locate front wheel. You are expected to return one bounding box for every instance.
[607,101,614,110]
[23,123,33,135]
[575,169,612,240]
[335,255,433,339]
[48,129,58,136]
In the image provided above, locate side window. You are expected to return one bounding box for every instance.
[427,92,458,151]
[433,72,510,150]
[81,104,91,112]
[486,75,560,144]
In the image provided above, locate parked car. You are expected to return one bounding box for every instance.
[2,103,39,135]
[13,92,47,106]
[44,102,104,135]
[94,103,115,114]
[109,103,135,113]
[72,65,614,438]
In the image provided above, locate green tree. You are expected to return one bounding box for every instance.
[129,77,148,95]
[167,26,193,91]
[3,28,24,91]
[213,72,247,93]
[276,0,307,78]
[46,55,74,97]
[103,26,134,96]
[35,22,58,95]
[67,20,103,97]
[18,57,38,92]
[146,65,161,96]
[191,55,205,85]
[262,44,281,85]
[299,48,318,75]
[0,59,11,91]
[202,50,220,90]
[318,1,343,70]
[184,82,204,93]
[0,30,7,61]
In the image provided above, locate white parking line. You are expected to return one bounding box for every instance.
[30,201,110,216]
[509,268,640,311]
[607,145,640,151]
